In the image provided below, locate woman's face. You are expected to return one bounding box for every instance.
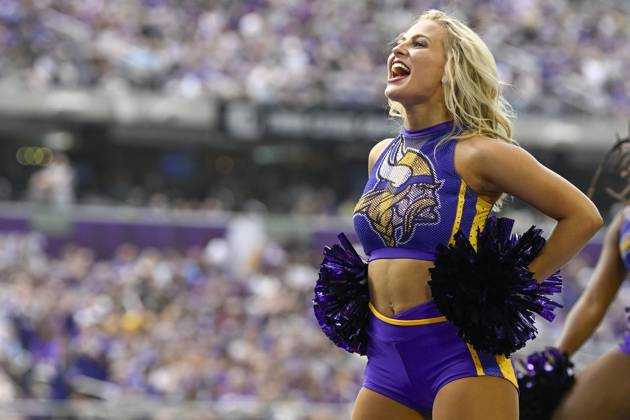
[385,19,447,108]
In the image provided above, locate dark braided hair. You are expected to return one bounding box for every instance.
[587,122,630,201]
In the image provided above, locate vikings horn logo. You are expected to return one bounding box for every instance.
[354,141,443,246]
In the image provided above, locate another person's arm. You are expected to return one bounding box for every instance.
[555,211,626,355]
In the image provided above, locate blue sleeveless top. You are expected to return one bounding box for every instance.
[353,120,493,262]
[619,209,630,269]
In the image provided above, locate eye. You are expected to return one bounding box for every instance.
[413,40,428,48]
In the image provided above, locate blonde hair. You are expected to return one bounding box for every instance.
[389,9,516,145]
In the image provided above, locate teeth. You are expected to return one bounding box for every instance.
[391,62,410,77]
[393,63,410,72]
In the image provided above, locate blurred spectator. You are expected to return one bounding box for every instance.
[27,152,76,207]
[225,200,268,277]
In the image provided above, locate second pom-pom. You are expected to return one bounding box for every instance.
[428,217,563,356]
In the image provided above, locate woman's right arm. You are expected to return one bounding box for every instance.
[556,210,627,355]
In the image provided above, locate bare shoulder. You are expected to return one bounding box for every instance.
[454,134,526,197]
[368,138,395,174]
[455,134,523,163]
[369,138,394,161]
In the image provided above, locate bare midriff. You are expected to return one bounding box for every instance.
[368,258,435,316]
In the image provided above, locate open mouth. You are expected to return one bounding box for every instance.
[389,61,410,82]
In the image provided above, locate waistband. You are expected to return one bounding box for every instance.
[368,247,436,262]
[368,300,447,326]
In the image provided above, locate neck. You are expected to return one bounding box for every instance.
[402,102,451,132]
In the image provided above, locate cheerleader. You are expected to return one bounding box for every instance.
[316,9,602,420]
[552,134,630,420]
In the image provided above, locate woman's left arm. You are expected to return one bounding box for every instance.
[462,138,604,282]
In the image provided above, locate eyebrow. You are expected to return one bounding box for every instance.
[392,33,431,45]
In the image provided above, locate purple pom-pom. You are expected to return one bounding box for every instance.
[517,347,575,420]
[428,217,563,356]
[313,233,369,355]
[620,307,630,354]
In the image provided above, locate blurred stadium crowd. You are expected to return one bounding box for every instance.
[0,233,364,413]
[0,0,628,115]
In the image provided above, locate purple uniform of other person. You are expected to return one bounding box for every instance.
[617,211,630,354]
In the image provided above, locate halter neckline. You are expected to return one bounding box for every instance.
[402,120,455,138]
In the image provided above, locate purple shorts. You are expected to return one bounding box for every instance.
[363,300,518,415]
[620,331,630,355]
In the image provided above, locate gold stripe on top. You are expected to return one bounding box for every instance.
[465,343,485,376]
[466,196,499,378]
[496,354,518,389]
[368,302,447,326]
[448,180,467,245]
[469,196,493,251]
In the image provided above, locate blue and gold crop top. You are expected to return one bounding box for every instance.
[353,120,493,262]
[619,210,630,269]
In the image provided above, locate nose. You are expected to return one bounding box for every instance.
[392,41,408,57]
